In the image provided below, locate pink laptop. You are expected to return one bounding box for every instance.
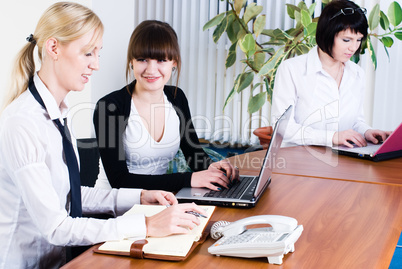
[332,123,402,161]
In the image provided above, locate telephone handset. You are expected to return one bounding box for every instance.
[208,215,303,265]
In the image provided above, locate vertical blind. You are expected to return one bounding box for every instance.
[132,0,307,145]
[128,0,400,145]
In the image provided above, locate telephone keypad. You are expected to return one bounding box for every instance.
[219,232,285,245]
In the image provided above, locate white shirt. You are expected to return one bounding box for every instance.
[271,46,371,147]
[123,96,180,174]
[0,74,146,269]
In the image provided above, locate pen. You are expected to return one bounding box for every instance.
[165,204,207,218]
[185,211,207,218]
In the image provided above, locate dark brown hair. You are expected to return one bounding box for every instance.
[126,20,181,87]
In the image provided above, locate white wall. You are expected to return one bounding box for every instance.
[0,0,93,139]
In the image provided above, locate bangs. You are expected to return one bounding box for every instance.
[338,14,368,39]
[131,27,178,61]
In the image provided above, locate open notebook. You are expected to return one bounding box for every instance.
[332,123,402,161]
[95,204,215,260]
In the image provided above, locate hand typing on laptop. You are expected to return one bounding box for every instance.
[190,160,240,191]
[333,129,391,148]
[364,129,392,144]
[333,129,367,148]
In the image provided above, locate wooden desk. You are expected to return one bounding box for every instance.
[62,174,402,269]
[233,146,402,186]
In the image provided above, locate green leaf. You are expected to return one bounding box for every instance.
[262,41,286,47]
[360,38,368,54]
[286,4,299,20]
[388,1,402,27]
[226,17,241,43]
[264,77,273,104]
[383,44,390,62]
[244,3,263,24]
[239,33,256,54]
[237,28,247,40]
[274,28,294,40]
[301,9,312,28]
[395,31,402,40]
[380,11,390,30]
[368,4,380,30]
[381,36,394,47]
[234,0,244,16]
[305,22,317,36]
[297,1,308,12]
[248,92,267,114]
[251,82,262,92]
[226,42,237,68]
[308,3,317,16]
[262,47,276,54]
[261,29,275,37]
[212,15,229,43]
[294,10,301,25]
[350,54,360,64]
[268,49,291,90]
[203,12,226,31]
[258,46,285,76]
[253,50,265,70]
[367,37,377,69]
[294,43,310,55]
[253,15,266,37]
[223,83,237,110]
[237,72,254,93]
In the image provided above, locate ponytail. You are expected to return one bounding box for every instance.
[2,2,103,111]
[3,40,36,109]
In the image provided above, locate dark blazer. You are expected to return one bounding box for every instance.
[93,81,212,191]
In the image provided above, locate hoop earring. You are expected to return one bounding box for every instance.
[130,63,133,70]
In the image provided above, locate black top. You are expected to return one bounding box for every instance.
[93,81,212,192]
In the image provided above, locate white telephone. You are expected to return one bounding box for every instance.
[208,215,303,265]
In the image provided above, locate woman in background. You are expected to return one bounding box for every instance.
[271,0,390,148]
[0,3,204,268]
[93,20,238,192]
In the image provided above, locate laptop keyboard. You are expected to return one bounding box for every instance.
[204,176,255,199]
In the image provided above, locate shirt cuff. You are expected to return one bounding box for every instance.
[326,130,336,147]
[115,188,142,216]
[116,213,147,239]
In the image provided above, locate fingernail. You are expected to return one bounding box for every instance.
[218,187,222,191]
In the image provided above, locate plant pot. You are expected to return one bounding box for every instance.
[253,126,273,149]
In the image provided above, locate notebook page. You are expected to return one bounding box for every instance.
[98,204,215,257]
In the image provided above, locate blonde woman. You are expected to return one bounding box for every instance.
[0,3,205,268]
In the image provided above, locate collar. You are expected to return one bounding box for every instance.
[306,46,359,77]
[33,72,69,120]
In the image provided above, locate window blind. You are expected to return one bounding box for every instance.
[97,0,400,145]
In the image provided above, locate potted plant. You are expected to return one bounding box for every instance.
[203,0,402,148]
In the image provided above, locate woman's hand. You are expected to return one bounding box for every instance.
[190,159,239,191]
[332,129,367,148]
[145,203,206,237]
[364,129,391,144]
[140,190,178,206]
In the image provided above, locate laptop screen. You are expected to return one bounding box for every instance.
[254,105,292,197]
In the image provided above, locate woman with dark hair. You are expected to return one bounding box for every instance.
[271,0,391,148]
[93,20,238,192]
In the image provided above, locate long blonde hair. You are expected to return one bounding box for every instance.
[3,2,103,109]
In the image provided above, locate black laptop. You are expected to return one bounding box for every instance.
[175,105,292,208]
